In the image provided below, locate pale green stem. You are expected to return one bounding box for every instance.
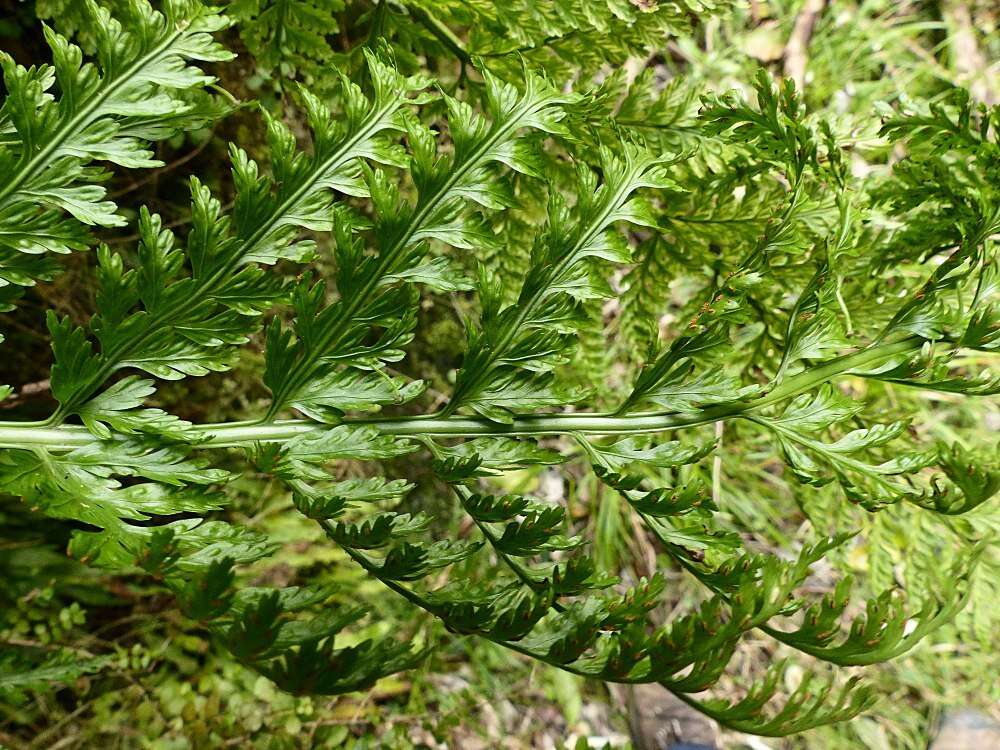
[0,338,921,450]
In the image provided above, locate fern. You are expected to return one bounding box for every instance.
[0,649,113,704]
[230,0,345,84]
[384,0,737,81]
[0,10,998,735]
[0,0,232,311]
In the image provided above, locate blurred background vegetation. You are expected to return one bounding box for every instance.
[0,0,997,747]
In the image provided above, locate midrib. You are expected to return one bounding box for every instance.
[2,338,925,450]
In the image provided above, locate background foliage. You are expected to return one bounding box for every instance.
[0,0,997,748]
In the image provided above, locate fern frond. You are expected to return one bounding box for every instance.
[0,0,232,309]
[445,144,677,420]
[263,66,574,420]
[45,50,423,425]
[231,0,345,81]
[0,38,996,736]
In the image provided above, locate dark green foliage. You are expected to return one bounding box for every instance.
[231,0,345,82]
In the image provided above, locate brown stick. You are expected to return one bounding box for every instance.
[783,0,827,91]
[109,138,214,199]
[942,1,997,104]
[1,378,51,408]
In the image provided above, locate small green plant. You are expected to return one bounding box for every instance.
[1,0,997,738]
